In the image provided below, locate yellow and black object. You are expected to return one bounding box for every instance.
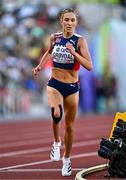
[98,112,126,178]
[109,112,126,139]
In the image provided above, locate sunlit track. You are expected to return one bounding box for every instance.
[0,130,53,143]
[0,125,109,145]
[0,121,50,132]
[0,129,52,138]
[0,124,110,143]
[0,125,49,134]
[0,138,52,149]
[0,139,99,157]
[0,152,97,171]
[0,115,113,179]
[0,138,99,149]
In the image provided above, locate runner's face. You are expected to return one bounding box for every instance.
[60,12,77,34]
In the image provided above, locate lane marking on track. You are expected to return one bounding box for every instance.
[0,168,83,172]
[0,138,52,148]
[0,152,97,171]
[0,139,99,158]
[0,137,99,149]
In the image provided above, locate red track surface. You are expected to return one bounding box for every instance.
[0,114,114,179]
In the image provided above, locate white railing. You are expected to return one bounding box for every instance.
[0,88,49,120]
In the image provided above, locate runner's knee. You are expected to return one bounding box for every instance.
[65,124,73,134]
[51,105,63,124]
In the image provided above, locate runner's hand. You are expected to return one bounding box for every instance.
[32,65,41,76]
[66,42,75,55]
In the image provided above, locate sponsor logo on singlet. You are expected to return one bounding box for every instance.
[52,45,75,64]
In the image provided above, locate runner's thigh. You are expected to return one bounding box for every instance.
[64,92,79,123]
[47,86,63,107]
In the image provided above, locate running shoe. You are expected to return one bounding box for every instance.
[50,141,61,161]
[62,157,72,176]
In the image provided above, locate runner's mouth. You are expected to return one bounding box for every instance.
[66,27,72,30]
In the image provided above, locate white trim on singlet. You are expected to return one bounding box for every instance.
[74,33,82,37]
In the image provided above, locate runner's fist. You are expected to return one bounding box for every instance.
[66,42,75,55]
[32,65,41,76]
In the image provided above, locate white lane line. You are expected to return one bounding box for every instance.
[0,147,50,158]
[0,137,99,148]
[0,138,52,148]
[0,168,83,172]
[0,152,97,171]
[0,139,99,158]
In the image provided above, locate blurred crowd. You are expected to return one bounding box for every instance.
[0,2,63,93]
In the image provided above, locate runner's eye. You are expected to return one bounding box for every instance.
[64,18,76,22]
[64,18,69,22]
[71,18,75,22]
